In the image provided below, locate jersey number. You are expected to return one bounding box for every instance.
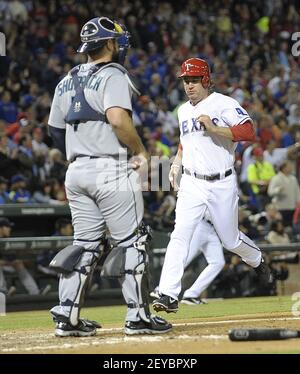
[235,107,247,116]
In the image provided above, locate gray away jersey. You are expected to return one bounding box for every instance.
[48,62,133,161]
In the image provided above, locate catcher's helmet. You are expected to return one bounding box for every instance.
[77,16,130,64]
[178,58,211,88]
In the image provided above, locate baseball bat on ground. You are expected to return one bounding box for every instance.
[229,328,300,341]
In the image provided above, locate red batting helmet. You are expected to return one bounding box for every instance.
[178,58,211,88]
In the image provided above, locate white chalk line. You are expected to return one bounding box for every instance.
[1,334,227,352]
[1,316,299,352]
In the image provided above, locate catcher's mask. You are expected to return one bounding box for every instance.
[77,16,131,65]
[178,58,211,88]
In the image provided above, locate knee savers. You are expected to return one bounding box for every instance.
[101,224,151,278]
[49,245,85,274]
[49,240,109,275]
[101,242,149,278]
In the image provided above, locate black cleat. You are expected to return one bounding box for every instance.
[54,318,101,337]
[181,297,207,305]
[254,260,271,285]
[153,294,178,313]
[124,315,172,335]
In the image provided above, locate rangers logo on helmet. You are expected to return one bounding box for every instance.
[178,58,211,88]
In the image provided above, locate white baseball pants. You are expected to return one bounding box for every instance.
[159,173,262,299]
[182,219,225,299]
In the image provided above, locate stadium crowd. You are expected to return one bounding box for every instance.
[0,0,300,245]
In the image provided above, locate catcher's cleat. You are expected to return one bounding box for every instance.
[181,297,207,305]
[124,315,172,335]
[254,260,271,285]
[54,318,101,337]
[152,294,178,313]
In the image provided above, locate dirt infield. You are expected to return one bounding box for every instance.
[1,312,300,354]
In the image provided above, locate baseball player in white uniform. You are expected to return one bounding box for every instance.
[151,206,225,304]
[153,58,271,313]
[181,213,225,304]
[48,16,171,336]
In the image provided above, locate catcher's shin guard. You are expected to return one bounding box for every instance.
[51,239,107,326]
[120,223,152,322]
[130,247,151,322]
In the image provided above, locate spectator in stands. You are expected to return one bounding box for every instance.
[148,73,166,100]
[53,218,73,237]
[0,217,49,296]
[8,174,33,203]
[266,220,291,244]
[42,177,67,203]
[5,112,31,143]
[7,0,29,22]
[0,131,19,180]
[268,160,300,227]
[17,134,38,179]
[0,90,17,124]
[288,104,300,127]
[257,115,274,150]
[279,119,296,148]
[247,147,276,210]
[263,140,300,170]
[137,95,158,132]
[48,149,68,183]
[156,99,178,136]
[32,90,52,123]
[31,127,49,158]
[0,176,10,204]
[12,115,34,146]
[33,179,67,205]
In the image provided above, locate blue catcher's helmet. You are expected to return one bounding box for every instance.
[77,16,131,64]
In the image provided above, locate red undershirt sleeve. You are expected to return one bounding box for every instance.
[230,120,256,142]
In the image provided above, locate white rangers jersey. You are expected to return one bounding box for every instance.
[178,92,251,174]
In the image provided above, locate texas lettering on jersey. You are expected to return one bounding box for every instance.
[180,107,248,137]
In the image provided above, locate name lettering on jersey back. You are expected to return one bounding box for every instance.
[57,76,102,96]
